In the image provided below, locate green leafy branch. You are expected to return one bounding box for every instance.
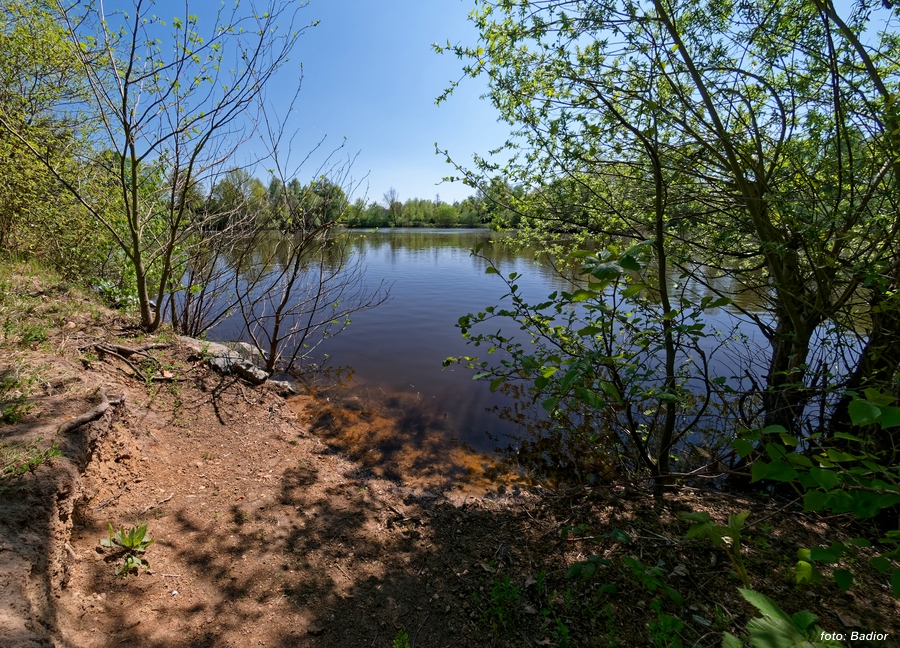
[734,389,900,596]
[679,511,751,588]
[723,589,842,648]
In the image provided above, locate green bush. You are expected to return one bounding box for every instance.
[734,390,900,597]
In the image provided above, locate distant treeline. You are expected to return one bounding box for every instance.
[204,171,522,230]
[343,187,518,229]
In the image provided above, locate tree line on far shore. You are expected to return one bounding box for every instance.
[204,168,521,231]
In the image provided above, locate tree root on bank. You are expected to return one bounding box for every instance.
[57,387,125,434]
[88,342,178,381]
[96,342,169,358]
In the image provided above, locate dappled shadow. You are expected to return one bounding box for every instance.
[0,408,108,646]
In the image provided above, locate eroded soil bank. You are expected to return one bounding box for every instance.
[1,266,898,647]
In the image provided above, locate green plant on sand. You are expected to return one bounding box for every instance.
[100,523,155,576]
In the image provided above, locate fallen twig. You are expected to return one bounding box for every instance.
[100,342,170,357]
[745,496,803,529]
[94,485,129,510]
[94,345,144,377]
[139,493,174,516]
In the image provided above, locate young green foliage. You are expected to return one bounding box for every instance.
[679,511,751,588]
[0,438,60,479]
[100,523,155,576]
[722,589,842,648]
[734,390,900,596]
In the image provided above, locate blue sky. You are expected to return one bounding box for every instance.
[256,0,508,205]
[93,0,506,204]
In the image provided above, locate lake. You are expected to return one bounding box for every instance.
[284,228,574,453]
[208,227,852,483]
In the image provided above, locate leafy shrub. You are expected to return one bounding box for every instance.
[679,511,750,587]
[723,589,841,648]
[734,390,900,596]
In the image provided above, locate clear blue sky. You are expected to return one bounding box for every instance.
[260,0,508,205]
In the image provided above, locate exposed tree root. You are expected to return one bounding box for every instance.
[57,387,125,434]
[91,342,172,380]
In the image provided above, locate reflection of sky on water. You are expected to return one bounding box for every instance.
[209,229,862,451]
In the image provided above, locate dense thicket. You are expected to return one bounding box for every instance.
[438,0,900,615]
[440,0,900,497]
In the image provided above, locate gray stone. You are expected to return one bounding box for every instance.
[182,336,272,385]
[233,361,269,385]
[206,353,243,374]
[226,341,265,363]
[267,380,298,395]
[178,335,234,358]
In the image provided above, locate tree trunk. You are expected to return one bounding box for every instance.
[762,310,816,432]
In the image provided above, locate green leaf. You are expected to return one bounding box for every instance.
[608,529,632,544]
[678,511,711,523]
[848,399,880,426]
[581,561,597,580]
[751,461,769,483]
[618,255,641,271]
[803,490,829,512]
[791,610,818,632]
[738,588,792,624]
[863,388,894,406]
[621,283,647,298]
[869,556,891,573]
[762,459,799,482]
[662,584,683,606]
[588,262,622,281]
[832,569,853,592]
[877,405,900,428]
[833,432,866,443]
[722,633,742,648]
[825,448,856,463]
[794,560,822,584]
[728,511,749,532]
[484,266,499,275]
[785,453,813,468]
[732,439,754,459]
[598,381,621,403]
[809,467,840,490]
[570,288,597,302]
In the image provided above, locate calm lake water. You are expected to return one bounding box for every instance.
[211,228,839,457]
[292,228,574,452]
